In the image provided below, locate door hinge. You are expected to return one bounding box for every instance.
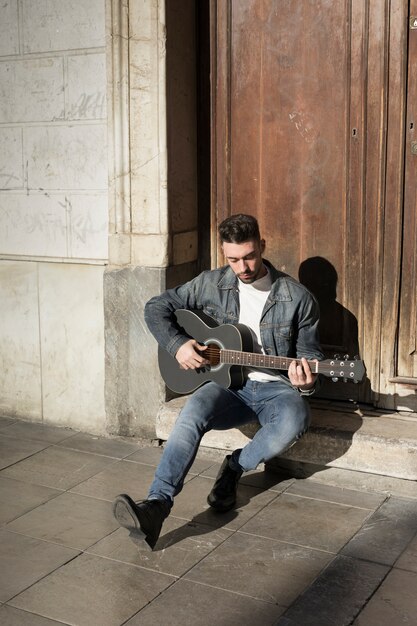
[411,141,417,155]
[410,16,417,29]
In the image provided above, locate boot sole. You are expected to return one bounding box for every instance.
[112,495,153,551]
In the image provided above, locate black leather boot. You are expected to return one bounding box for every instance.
[112,494,171,550]
[207,455,243,512]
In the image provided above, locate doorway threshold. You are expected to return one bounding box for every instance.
[156,397,417,481]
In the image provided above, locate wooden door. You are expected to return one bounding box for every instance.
[386,4,417,412]
[210,0,415,410]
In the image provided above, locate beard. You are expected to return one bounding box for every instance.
[237,263,266,284]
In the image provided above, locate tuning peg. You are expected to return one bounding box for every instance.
[331,377,338,383]
[343,354,350,360]
[333,354,341,360]
[354,355,360,360]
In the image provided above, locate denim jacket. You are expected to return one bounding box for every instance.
[144,260,323,370]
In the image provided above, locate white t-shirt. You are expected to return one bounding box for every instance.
[238,267,283,382]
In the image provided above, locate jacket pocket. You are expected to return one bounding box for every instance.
[262,322,294,355]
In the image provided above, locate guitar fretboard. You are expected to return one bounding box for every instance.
[220,350,319,373]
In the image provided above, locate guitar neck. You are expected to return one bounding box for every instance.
[220,350,319,373]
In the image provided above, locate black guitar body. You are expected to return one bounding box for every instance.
[158,309,254,394]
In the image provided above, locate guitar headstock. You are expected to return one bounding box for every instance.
[319,355,366,383]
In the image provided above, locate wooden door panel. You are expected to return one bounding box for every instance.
[228,1,349,281]
[211,0,413,410]
[213,0,366,402]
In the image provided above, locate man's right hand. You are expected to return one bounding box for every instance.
[175,339,209,370]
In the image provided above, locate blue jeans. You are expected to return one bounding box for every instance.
[148,379,311,504]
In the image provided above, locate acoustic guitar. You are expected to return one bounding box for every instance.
[158,309,366,394]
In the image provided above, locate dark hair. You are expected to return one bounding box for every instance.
[218,214,261,243]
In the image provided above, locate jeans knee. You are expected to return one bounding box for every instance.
[270,400,310,444]
[176,399,213,436]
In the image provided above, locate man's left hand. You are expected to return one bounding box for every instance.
[288,357,317,391]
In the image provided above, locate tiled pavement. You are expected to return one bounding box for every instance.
[0,415,417,626]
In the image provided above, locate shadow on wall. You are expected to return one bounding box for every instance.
[298,256,369,405]
[298,256,417,412]
[298,256,360,361]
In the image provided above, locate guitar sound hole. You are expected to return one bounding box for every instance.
[203,343,221,366]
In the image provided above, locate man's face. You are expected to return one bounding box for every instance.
[222,238,266,284]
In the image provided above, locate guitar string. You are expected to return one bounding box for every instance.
[201,346,359,378]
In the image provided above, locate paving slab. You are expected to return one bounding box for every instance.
[57,432,141,458]
[276,555,389,626]
[69,458,159,501]
[0,421,77,444]
[277,461,417,499]
[9,553,175,626]
[185,531,333,606]
[395,531,417,573]
[0,529,79,602]
[125,579,284,626]
[123,445,165,466]
[353,568,417,625]
[0,435,48,470]
[286,479,386,509]
[88,518,233,576]
[342,496,417,565]
[0,446,115,490]
[240,492,373,552]
[5,492,119,550]
[0,605,67,625]
[0,477,61,525]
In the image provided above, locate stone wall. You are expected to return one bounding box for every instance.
[0,0,108,432]
[0,0,199,438]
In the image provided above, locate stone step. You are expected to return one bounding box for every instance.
[156,397,417,481]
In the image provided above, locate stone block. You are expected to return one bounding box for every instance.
[108,234,131,266]
[0,128,23,190]
[0,193,108,261]
[281,411,417,480]
[0,193,67,257]
[67,54,107,120]
[22,0,105,53]
[129,0,167,235]
[67,193,108,260]
[38,263,106,432]
[0,0,19,56]
[131,233,169,267]
[131,160,167,233]
[104,265,167,438]
[0,261,42,419]
[0,58,64,124]
[25,124,107,190]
